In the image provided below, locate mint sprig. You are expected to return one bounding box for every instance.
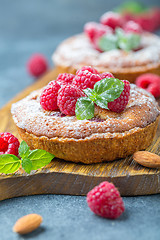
[98,28,141,52]
[75,78,124,120]
[0,141,54,174]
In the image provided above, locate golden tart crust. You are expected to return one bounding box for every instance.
[11,85,160,164]
[52,33,160,83]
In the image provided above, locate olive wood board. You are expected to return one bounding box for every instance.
[0,68,160,201]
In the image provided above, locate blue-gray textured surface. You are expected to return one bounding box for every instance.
[0,0,160,239]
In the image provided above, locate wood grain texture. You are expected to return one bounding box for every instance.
[0,68,160,200]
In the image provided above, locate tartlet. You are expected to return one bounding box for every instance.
[11,84,160,164]
[52,32,160,83]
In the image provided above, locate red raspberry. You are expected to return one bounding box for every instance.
[100,11,124,30]
[108,80,130,113]
[87,181,125,219]
[136,73,160,98]
[76,66,99,75]
[134,13,156,32]
[73,70,101,90]
[0,132,20,156]
[57,85,85,116]
[56,73,75,86]
[100,72,114,79]
[27,54,48,77]
[84,22,113,51]
[40,81,60,111]
[123,21,142,34]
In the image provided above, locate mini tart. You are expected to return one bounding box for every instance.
[11,85,160,164]
[52,32,160,83]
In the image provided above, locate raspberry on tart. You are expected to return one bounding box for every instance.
[40,81,60,111]
[57,85,85,116]
[72,69,101,90]
[100,11,124,30]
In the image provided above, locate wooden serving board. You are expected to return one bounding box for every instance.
[0,68,160,201]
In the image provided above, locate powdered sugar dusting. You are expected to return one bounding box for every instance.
[52,33,160,68]
[11,84,159,140]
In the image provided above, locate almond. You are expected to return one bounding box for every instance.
[133,151,160,168]
[13,213,43,235]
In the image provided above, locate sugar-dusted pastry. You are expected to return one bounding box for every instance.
[52,12,160,83]
[11,67,160,164]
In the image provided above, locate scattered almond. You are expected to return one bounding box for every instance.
[13,213,43,235]
[133,151,160,168]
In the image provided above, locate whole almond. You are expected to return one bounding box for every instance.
[133,151,160,168]
[13,213,43,235]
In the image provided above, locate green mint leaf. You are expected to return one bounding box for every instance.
[94,78,124,102]
[0,154,21,174]
[22,157,33,174]
[116,28,141,51]
[19,141,30,159]
[98,34,118,51]
[94,96,109,109]
[115,1,147,14]
[28,149,54,170]
[83,88,96,101]
[75,97,94,120]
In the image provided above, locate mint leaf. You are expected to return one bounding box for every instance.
[115,1,147,14]
[94,78,124,102]
[75,97,94,120]
[19,141,30,159]
[83,88,96,101]
[0,154,21,174]
[94,96,109,109]
[99,34,118,51]
[116,28,141,51]
[28,149,54,170]
[22,157,33,174]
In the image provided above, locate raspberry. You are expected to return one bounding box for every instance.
[0,132,20,156]
[87,181,125,219]
[73,70,101,90]
[57,85,85,116]
[108,80,130,113]
[100,11,124,30]
[84,22,113,51]
[100,72,114,79]
[76,66,99,75]
[56,73,75,86]
[123,20,142,34]
[27,54,48,77]
[40,81,60,111]
[136,73,160,98]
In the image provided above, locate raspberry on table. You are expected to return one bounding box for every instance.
[123,21,142,34]
[87,181,125,219]
[56,73,75,86]
[0,132,20,156]
[100,72,114,79]
[108,80,130,113]
[100,11,124,30]
[76,66,99,75]
[73,70,101,90]
[27,54,48,77]
[40,81,61,111]
[136,73,160,98]
[57,85,85,116]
